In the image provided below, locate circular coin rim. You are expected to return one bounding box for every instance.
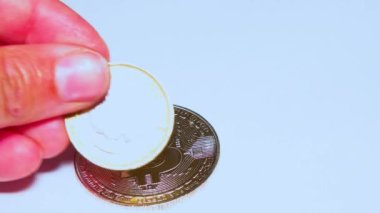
[74,105,220,206]
[66,63,175,170]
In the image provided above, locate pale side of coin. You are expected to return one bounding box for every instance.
[65,64,174,170]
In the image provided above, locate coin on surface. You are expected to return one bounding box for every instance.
[66,64,174,170]
[75,106,220,206]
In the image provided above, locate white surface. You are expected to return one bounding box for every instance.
[65,64,174,170]
[1,0,380,212]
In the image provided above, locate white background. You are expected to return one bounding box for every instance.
[1,0,380,212]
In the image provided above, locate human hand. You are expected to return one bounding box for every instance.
[0,0,110,182]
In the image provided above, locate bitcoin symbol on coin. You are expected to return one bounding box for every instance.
[121,147,182,187]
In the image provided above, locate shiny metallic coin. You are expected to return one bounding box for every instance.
[75,105,220,206]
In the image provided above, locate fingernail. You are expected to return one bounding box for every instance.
[55,51,109,102]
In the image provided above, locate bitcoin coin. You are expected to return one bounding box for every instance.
[75,105,220,206]
[66,64,174,171]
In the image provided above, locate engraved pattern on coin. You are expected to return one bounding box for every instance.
[75,106,220,206]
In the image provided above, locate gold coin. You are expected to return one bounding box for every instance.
[75,105,220,206]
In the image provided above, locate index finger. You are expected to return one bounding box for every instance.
[0,0,109,59]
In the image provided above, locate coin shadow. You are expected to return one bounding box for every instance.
[0,145,75,193]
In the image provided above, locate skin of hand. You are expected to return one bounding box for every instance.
[0,0,111,182]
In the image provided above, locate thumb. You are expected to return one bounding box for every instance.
[0,44,110,128]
